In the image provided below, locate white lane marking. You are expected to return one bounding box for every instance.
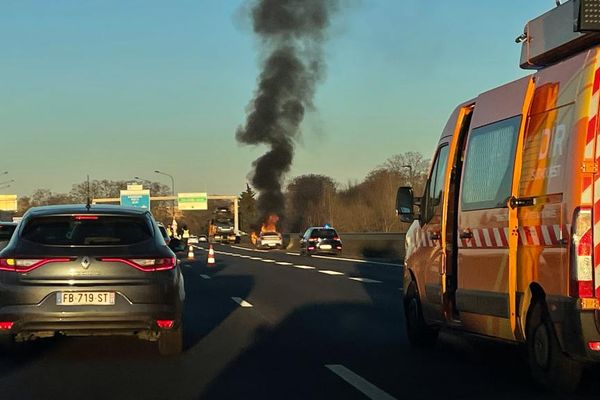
[262,259,276,263]
[348,277,382,284]
[311,255,402,267]
[286,252,300,256]
[231,297,253,307]
[318,270,345,276]
[199,274,211,280]
[292,265,315,270]
[230,245,250,251]
[275,261,293,266]
[325,365,397,400]
[249,257,263,260]
[239,255,252,259]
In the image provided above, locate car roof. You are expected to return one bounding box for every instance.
[23,204,149,218]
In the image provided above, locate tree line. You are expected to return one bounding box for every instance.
[239,151,430,233]
[13,151,430,234]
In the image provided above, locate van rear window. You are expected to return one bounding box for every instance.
[21,215,152,246]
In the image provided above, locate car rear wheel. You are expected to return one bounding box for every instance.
[404,284,438,348]
[158,325,183,356]
[526,302,582,392]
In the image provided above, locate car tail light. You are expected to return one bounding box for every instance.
[570,208,594,298]
[0,258,72,273]
[0,322,13,330]
[73,215,99,220]
[308,238,318,242]
[100,257,176,272]
[156,320,174,329]
[333,236,340,241]
[589,341,600,351]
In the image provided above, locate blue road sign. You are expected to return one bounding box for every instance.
[120,190,151,210]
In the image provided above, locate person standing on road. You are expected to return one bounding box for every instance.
[182,225,190,246]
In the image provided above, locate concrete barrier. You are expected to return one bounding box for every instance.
[239,232,406,262]
[284,232,406,262]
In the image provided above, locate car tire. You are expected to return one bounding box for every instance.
[526,302,582,392]
[404,283,438,348]
[158,325,183,356]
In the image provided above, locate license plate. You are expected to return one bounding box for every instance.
[56,292,115,306]
[320,244,332,250]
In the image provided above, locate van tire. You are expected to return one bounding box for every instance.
[404,284,438,348]
[158,325,183,356]
[526,302,582,392]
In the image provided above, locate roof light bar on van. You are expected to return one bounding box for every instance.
[570,208,594,298]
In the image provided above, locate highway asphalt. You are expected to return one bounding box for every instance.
[0,243,598,399]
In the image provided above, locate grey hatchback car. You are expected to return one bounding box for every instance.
[0,205,185,355]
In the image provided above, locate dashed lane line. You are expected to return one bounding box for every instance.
[325,365,397,400]
[292,265,316,270]
[231,297,253,308]
[311,255,402,267]
[286,252,300,256]
[199,274,211,280]
[275,261,293,266]
[348,277,382,284]
[249,257,263,260]
[318,270,345,276]
[262,259,276,263]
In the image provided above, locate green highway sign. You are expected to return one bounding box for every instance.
[178,192,208,210]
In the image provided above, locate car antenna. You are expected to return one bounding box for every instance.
[86,175,91,211]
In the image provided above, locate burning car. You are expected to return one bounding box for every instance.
[252,214,283,250]
[255,231,283,250]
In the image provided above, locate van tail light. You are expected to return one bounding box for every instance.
[99,257,176,272]
[570,208,594,298]
[0,258,72,273]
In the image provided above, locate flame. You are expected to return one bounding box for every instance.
[251,231,258,245]
[260,214,279,233]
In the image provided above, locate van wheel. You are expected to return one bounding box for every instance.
[404,284,438,348]
[526,302,582,392]
[158,325,183,356]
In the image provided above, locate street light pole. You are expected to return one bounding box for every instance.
[402,165,413,187]
[154,170,176,223]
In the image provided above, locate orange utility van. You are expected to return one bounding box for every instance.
[396,0,600,391]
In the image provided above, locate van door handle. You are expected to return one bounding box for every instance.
[429,232,440,241]
[459,230,473,239]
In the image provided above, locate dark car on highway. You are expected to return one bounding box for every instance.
[0,205,185,355]
[0,222,17,251]
[299,226,342,256]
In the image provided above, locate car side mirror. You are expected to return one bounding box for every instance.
[396,186,415,223]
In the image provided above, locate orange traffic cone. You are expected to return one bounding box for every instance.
[187,245,194,259]
[207,245,216,267]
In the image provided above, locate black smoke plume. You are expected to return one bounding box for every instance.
[236,0,339,223]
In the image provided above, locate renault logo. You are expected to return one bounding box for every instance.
[81,256,91,270]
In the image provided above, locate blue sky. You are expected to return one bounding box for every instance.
[0,1,553,196]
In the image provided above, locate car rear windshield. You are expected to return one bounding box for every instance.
[21,215,153,246]
[0,225,16,241]
[311,229,338,239]
[261,232,280,238]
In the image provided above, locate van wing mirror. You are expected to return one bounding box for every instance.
[396,186,415,223]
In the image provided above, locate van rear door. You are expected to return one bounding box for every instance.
[454,76,534,340]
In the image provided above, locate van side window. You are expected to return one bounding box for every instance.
[422,145,449,223]
[461,116,521,211]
